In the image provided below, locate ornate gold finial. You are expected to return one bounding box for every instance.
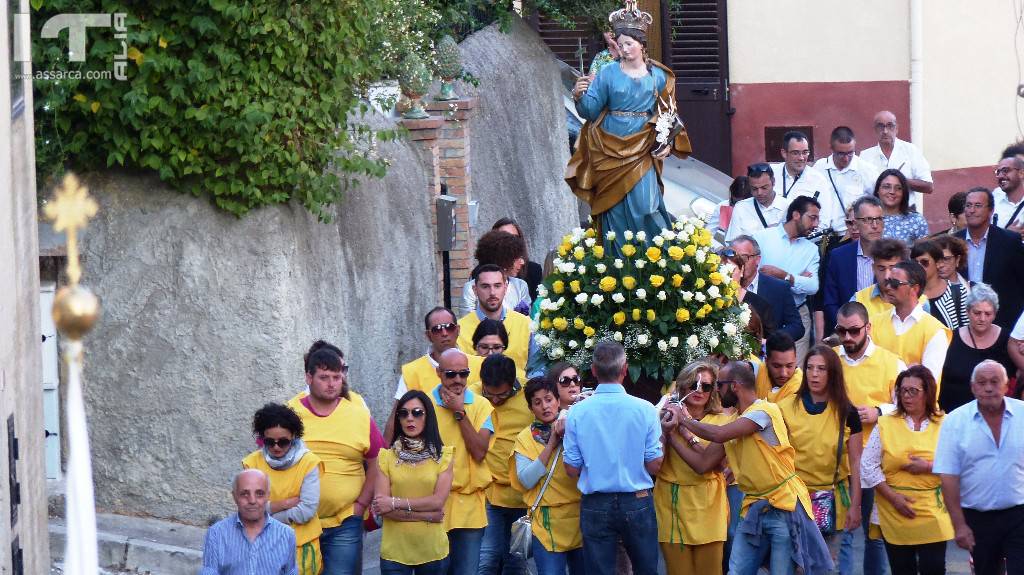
[44,172,101,339]
[609,0,653,37]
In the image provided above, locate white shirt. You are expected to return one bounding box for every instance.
[861,416,933,491]
[888,305,950,382]
[1011,310,1024,340]
[814,155,881,217]
[724,195,791,242]
[992,187,1024,229]
[753,225,820,305]
[861,137,933,184]
[770,162,844,233]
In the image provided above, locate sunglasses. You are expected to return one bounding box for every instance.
[397,407,426,419]
[443,369,471,379]
[883,278,913,290]
[689,382,714,393]
[429,322,457,334]
[716,380,738,387]
[833,324,865,337]
[747,163,772,177]
[263,437,292,449]
[558,375,581,387]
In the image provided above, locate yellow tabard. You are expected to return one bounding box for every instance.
[401,354,485,394]
[869,310,951,390]
[875,414,954,545]
[655,411,734,546]
[482,393,534,509]
[378,446,454,565]
[457,309,533,375]
[755,367,803,403]
[287,393,371,529]
[854,286,928,318]
[836,344,901,446]
[509,426,583,553]
[429,386,494,531]
[242,450,324,546]
[724,401,813,519]
[778,395,854,529]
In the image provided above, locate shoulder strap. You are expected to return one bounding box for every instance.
[826,169,847,212]
[753,199,769,228]
[832,414,845,486]
[529,447,562,515]
[1005,200,1024,228]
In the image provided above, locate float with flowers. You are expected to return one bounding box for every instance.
[533,216,755,399]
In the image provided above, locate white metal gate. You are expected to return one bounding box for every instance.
[39,281,61,480]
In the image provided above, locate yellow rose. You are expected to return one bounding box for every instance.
[584,326,596,337]
[649,274,665,288]
[573,317,585,330]
[592,245,605,259]
[622,276,637,290]
[632,308,641,321]
[585,228,597,238]
[696,307,707,319]
[570,280,581,293]
[599,276,617,292]
[695,278,706,289]
[552,280,565,294]
[558,245,568,257]
[552,317,568,331]
[646,309,656,322]
[675,308,690,322]
[709,272,723,286]
[706,253,721,266]
[684,244,697,257]
[715,299,725,309]
[621,244,637,257]
[573,246,586,260]
[540,318,552,329]
[671,274,684,288]
[667,246,685,261]
[645,246,662,262]
[613,312,626,326]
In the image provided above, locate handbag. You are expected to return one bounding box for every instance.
[810,420,845,536]
[509,447,561,560]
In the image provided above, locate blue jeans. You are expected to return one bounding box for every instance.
[724,484,745,572]
[320,515,363,575]
[579,491,659,575]
[729,506,794,575]
[380,557,449,575]
[838,487,889,575]
[447,527,485,575]
[477,503,528,575]
[531,536,585,575]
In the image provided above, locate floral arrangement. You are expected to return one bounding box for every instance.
[533,216,755,383]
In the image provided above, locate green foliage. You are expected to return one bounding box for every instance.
[32,0,438,220]
[428,0,617,41]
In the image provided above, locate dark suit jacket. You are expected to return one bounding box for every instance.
[742,290,776,335]
[955,226,1024,328]
[754,273,805,341]
[823,241,860,335]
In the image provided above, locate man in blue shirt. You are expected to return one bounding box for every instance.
[202,469,297,575]
[935,360,1024,575]
[563,340,663,575]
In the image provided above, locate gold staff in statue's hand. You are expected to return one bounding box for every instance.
[43,172,100,339]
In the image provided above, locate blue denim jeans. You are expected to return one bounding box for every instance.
[838,487,889,575]
[380,557,449,575]
[447,527,485,575]
[724,484,745,572]
[729,506,794,575]
[531,536,585,575]
[477,503,528,575]
[320,515,363,575]
[579,491,659,575]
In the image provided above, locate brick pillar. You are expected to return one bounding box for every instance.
[399,115,445,299]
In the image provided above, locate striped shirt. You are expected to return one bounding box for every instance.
[928,282,968,330]
[201,513,297,575]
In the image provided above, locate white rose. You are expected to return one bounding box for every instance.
[678,232,690,243]
[575,293,588,304]
[637,333,649,346]
[590,294,604,305]
[684,224,695,235]
[556,297,566,308]
[653,235,664,246]
[613,259,624,269]
[695,292,707,302]
[635,259,646,269]
[695,250,707,264]
[568,340,579,349]
[709,336,720,349]
[635,288,647,300]
[585,237,596,247]
[663,230,677,241]
[657,340,668,352]
[559,262,576,274]
[686,335,699,347]
[552,257,563,267]
[723,323,738,336]
[669,336,679,348]
[614,331,624,341]
[612,293,625,304]
[682,264,692,273]
[585,338,595,348]
[739,304,752,325]
[683,291,694,302]
[550,347,565,359]
[539,298,551,311]
[720,263,736,277]
[624,230,634,241]
[595,263,607,273]
[606,231,617,241]
[571,227,584,241]
[636,231,647,242]
[657,290,667,301]
[536,334,550,347]
[708,285,721,298]
[578,265,587,275]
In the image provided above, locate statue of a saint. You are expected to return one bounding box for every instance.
[565,0,692,250]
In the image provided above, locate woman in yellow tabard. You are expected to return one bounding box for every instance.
[510,377,583,574]
[778,345,864,572]
[242,403,325,575]
[861,365,952,575]
[654,361,734,574]
[372,390,454,574]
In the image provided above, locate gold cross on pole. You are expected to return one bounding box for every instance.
[43,172,98,286]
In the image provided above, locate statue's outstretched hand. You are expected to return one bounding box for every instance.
[573,75,592,100]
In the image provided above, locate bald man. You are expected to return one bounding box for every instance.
[201,469,297,574]
[861,110,934,196]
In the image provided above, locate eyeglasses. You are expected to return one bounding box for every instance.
[747,163,772,177]
[939,255,955,262]
[833,324,865,337]
[898,386,922,397]
[874,122,897,131]
[263,437,293,449]
[689,382,714,393]
[558,375,581,387]
[338,364,350,374]
[914,258,932,268]
[845,219,855,226]
[476,344,505,353]
[482,383,519,401]
[995,167,1019,176]
[833,150,856,159]
[785,150,811,158]
[855,216,884,226]
[443,369,471,379]
[397,407,426,419]
[884,278,913,289]
[429,322,457,334]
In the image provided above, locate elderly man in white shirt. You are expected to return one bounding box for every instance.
[725,163,790,242]
[770,130,841,232]
[861,110,933,196]
[814,126,881,226]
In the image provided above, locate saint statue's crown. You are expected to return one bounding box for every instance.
[609,0,653,36]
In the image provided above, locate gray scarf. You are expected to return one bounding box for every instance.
[262,438,309,470]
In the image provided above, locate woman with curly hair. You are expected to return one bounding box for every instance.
[243,402,325,575]
[461,230,532,316]
[492,217,545,302]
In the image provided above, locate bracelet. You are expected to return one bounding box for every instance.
[391,497,397,512]
[406,498,412,512]
[688,437,700,447]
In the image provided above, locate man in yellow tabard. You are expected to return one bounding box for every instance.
[834,301,906,575]
[853,237,928,318]
[386,306,484,442]
[676,361,833,574]
[756,331,803,403]
[429,348,494,575]
[475,354,534,574]
[457,264,540,378]
[869,260,951,387]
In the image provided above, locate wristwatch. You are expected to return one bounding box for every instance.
[785,273,794,284]
[453,410,466,421]
[688,437,700,447]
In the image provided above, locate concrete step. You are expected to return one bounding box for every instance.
[49,513,204,575]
